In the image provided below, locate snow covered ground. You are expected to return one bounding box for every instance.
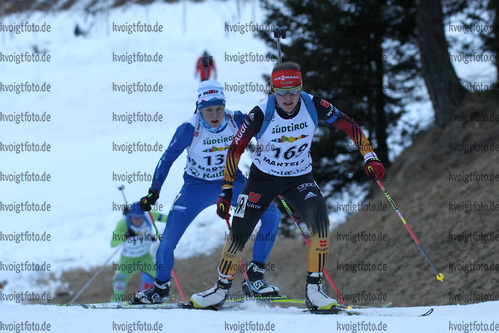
[1,300,499,333]
[1,0,497,331]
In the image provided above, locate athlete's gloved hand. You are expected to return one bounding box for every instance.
[216,188,233,219]
[365,157,385,182]
[140,188,160,211]
[122,205,130,216]
[125,228,136,239]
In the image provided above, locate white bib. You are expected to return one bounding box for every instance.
[122,214,154,258]
[252,99,315,177]
[185,110,239,180]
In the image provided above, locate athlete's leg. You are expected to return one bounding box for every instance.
[280,174,337,309]
[141,272,154,290]
[155,177,220,282]
[218,166,282,280]
[140,253,157,290]
[111,255,140,302]
[281,175,330,273]
[232,169,281,295]
[232,170,281,265]
[189,168,283,308]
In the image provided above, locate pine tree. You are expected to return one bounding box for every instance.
[257,0,422,235]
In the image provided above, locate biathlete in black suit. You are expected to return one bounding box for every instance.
[188,62,385,311]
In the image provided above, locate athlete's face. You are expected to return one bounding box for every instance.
[200,105,225,128]
[130,216,144,227]
[274,87,302,114]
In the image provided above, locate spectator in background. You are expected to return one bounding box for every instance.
[195,51,217,82]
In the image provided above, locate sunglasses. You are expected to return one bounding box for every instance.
[273,85,302,96]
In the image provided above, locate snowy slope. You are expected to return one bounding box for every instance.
[1,0,277,295]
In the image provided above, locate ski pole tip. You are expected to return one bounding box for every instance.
[437,273,444,281]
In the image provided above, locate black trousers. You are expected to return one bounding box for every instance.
[218,164,330,278]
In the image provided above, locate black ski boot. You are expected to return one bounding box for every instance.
[133,278,170,304]
[242,261,280,297]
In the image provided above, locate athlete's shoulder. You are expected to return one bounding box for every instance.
[184,113,198,127]
[175,121,195,137]
[307,94,340,123]
[166,119,195,149]
[228,110,246,127]
[116,218,127,227]
[230,109,246,118]
[301,91,315,100]
[302,92,328,110]
[256,96,272,115]
[300,91,319,110]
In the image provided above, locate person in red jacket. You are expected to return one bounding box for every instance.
[195,51,217,82]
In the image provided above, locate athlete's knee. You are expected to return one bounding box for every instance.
[164,242,179,253]
[303,203,329,235]
[225,231,251,250]
[158,234,182,252]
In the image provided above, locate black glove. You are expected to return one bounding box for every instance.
[216,188,233,219]
[122,205,130,216]
[140,188,160,211]
[125,228,136,239]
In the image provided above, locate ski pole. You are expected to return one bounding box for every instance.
[69,243,123,304]
[147,211,187,302]
[118,185,128,208]
[368,167,444,282]
[225,218,255,297]
[278,195,346,306]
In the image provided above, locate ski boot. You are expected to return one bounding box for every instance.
[242,261,280,297]
[305,272,338,310]
[133,278,170,304]
[188,276,232,309]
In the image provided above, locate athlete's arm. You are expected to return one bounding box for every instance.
[312,95,376,161]
[222,106,264,189]
[150,123,194,191]
[111,219,128,247]
[233,110,246,128]
[149,211,168,223]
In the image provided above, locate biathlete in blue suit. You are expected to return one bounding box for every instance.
[133,80,281,304]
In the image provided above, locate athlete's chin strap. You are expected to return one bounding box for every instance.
[198,112,228,133]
